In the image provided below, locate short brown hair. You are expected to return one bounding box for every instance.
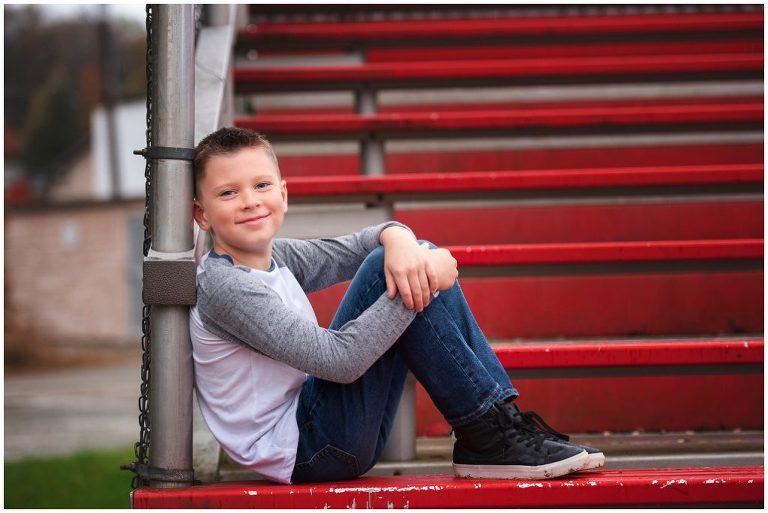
[194,127,280,198]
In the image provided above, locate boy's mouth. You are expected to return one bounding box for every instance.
[238,213,270,225]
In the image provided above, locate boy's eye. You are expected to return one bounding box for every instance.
[255,182,272,190]
[219,190,235,197]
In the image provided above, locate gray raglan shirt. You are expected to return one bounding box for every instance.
[189,222,417,483]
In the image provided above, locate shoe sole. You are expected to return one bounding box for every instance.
[453,450,588,480]
[580,451,606,471]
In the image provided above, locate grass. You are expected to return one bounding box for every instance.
[4,447,136,509]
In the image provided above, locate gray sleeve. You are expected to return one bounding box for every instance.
[197,261,417,384]
[272,221,411,293]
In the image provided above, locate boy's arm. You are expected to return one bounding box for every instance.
[197,263,416,384]
[273,221,410,293]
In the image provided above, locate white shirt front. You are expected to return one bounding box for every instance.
[190,253,317,484]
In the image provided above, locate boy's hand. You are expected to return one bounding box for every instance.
[380,227,437,312]
[420,243,458,292]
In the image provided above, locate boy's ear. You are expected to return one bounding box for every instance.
[193,200,210,231]
[281,179,288,213]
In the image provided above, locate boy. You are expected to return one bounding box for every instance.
[190,127,603,484]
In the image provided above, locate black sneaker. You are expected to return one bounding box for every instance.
[517,408,605,471]
[452,400,588,480]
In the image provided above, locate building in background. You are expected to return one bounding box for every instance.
[6,100,146,359]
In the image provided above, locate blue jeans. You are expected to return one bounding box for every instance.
[291,245,518,483]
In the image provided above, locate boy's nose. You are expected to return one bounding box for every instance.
[241,189,261,209]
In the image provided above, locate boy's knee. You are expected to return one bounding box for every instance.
[367,245,385,262]
[360,246,386,274]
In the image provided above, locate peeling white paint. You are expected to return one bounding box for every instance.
[474,484,483,489]
[517,483,544,489]
[660,479,687,489]
[651,480,659,485]
[245,490,258,496]
[588,481,597,487]
[748,480,754,484]
[562,482,575,487]
[330,485,443,494]
[705,479,725,484]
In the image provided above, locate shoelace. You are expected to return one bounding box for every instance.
[520,410,570,442]
[497,405,550,452]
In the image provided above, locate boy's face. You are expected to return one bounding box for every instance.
[194,146,288,263]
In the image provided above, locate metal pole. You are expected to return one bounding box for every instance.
[356,88,385,176]
[148,4,195,488]
[356,83,414,463]
[381,374,417,461]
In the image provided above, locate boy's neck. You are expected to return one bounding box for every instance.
[214,242,273,271]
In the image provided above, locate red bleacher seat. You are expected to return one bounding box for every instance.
[275,143,762,177]
[284,163,762,199]
[132,467,764,508]
[234,55,762,93]
[238,11,763,47]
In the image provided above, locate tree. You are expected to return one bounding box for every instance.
[20,66,84,192]
[4,5,145,193]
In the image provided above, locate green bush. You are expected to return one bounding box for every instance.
[5,447,135,508]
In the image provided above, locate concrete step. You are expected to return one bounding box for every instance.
[217,430,763,482]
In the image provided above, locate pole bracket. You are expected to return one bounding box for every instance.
[143,249,197,305]
[134,146,196,161]
[121,462,196,486]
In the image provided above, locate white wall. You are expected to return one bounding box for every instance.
[92,100,147,200]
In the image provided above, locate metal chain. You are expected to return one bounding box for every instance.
[142,4,154,259]
[131,3,154,490]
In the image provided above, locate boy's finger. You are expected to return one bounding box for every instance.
[409,270,426,312]
[396,273,414,310]
[426,261,439,294]
[384,269,396,299]
[418,268,431,309]
[408,271,424,312]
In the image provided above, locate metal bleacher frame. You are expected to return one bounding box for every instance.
[131,4,764,508]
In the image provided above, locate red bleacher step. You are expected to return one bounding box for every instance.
[308,240,762,339]
[492,338,762,370]
[366,39,762,62]
[255,40,762,63]
[132,467,764,508]
[276,143,763,177]
[414,340,763,435]
[260,95,763,116]
[234,54,763,93]
[396,200,763,245]
[447,239,762,267]
[238,11,763,46]
[236,101,762,137]
[284,163,763,200]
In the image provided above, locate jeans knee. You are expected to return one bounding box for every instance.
[363,245,386,270]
